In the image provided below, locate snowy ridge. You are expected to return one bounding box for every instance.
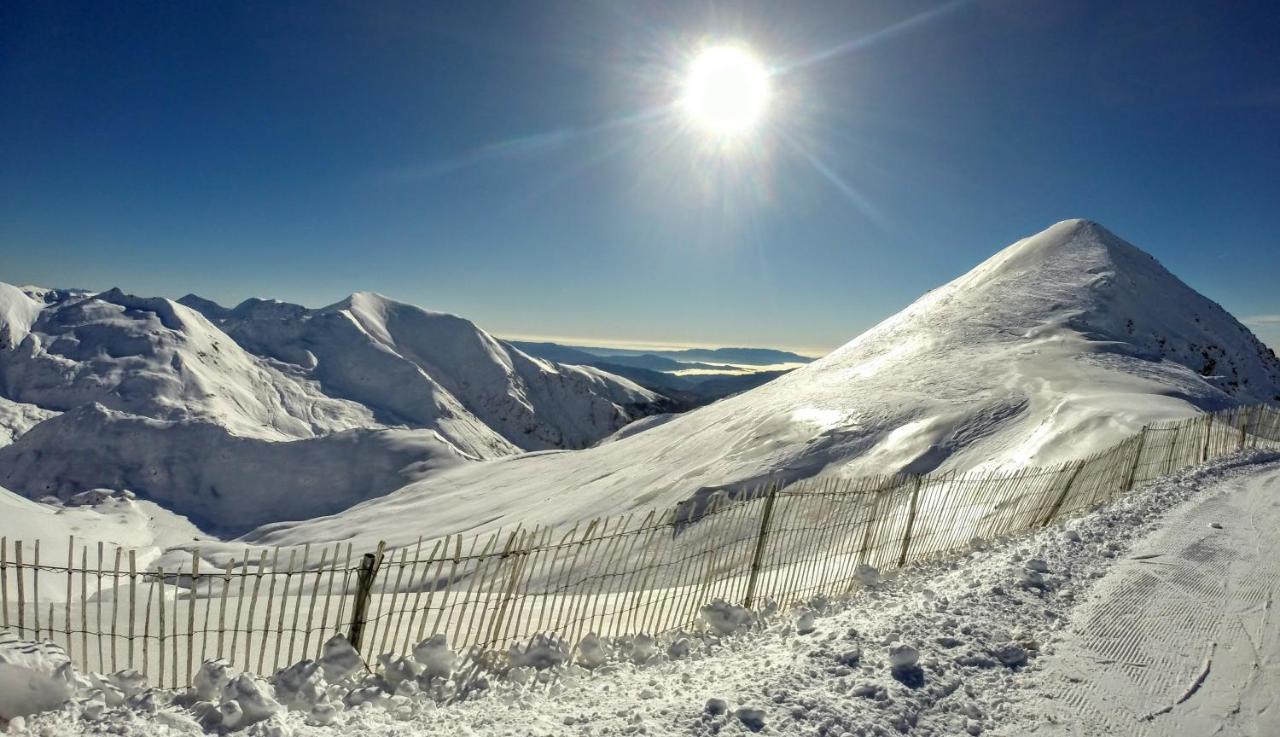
[242,220,1280,548]
[0,285,665,531]
[184,291,664,454]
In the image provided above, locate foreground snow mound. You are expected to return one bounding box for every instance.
[246,220,1280,548]
[0,632,77,721]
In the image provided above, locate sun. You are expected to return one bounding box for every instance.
[681,44,771,137]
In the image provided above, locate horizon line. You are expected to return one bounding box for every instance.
[498,332,829,358]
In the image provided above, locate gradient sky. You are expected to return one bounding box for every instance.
[3,0,1278,355]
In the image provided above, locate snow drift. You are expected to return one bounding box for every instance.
[242,220,1280,549]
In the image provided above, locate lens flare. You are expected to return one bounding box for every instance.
[681,45,771,137]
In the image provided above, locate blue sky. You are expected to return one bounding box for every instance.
[2,0,1278,354]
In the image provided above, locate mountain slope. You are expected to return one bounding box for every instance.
[183,291,665,453]
[0,287,377,440]
[242,219,1280,548]
[0,286,666,531]
[0,403,467,534]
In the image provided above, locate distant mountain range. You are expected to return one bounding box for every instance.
[0,286,668,532]
[530,343,815,366]
[506,340,805,409]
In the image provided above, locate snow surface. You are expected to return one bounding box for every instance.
[11,451,1277,735]
[242,220,1280,549]
[0,286,663,531]
[1001,458,1280,734]
[0,485,210,598]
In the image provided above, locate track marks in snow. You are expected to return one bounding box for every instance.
[1015,464,1280,735]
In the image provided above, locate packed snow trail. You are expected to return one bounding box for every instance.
[1002,462,1280,736]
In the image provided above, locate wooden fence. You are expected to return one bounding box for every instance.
[2,403,1278,687]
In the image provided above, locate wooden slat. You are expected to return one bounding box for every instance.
[401,538,443,653]
[14,541,24,637]
[64,537,74,666]
[242,550,268,675]
[0,537,8,632]
[128,550,137,671]
[111,547,122,672]
[533,525,579,638]
[79,546,87,665]
[229,548,253,667]
[216,554,234,661]
[374,546,409,658]
[287,544,310,666]
[301,546,328,662]
[142,565,155,682]
[32,541,40,641]
[428,535,465,641]
[186,549,198,684]
[317,543,344,659]
[272,548,297,675]
[389,539,424,656]
[453,531,500,649]
[170,560,181,687]
[156,566,167,689]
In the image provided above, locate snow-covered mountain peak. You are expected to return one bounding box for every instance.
[239,220,1280,547]
[821,218,1280,402]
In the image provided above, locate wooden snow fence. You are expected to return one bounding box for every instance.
[2,403,1278,687]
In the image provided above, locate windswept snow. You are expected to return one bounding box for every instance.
[242,220,1280,549]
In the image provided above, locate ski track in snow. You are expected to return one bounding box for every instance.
[1000,459,1280,736]
[16,453,1280,736]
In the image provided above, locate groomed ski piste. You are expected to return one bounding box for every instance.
[4,451,1276,736]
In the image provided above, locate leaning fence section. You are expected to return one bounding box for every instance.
[2,403,1278,686]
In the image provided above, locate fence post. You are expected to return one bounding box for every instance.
[346,541,385,652]
[1200,413,1214,463]
[742,484,779,609]
[1124,426,1148,491]
[1241,405,1259,450]
[1040,461,1086,527]
[896,476,925,568]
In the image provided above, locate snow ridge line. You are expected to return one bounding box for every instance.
[1,404,1279,687]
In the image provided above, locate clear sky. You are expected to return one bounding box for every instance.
[2,0,1278,355]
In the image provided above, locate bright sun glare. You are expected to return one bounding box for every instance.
[682,45,771,137]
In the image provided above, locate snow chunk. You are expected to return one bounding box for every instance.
[319,634,363,682]
[412,634,457,680]
[699,599,754,636]
[0,637,76,720]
